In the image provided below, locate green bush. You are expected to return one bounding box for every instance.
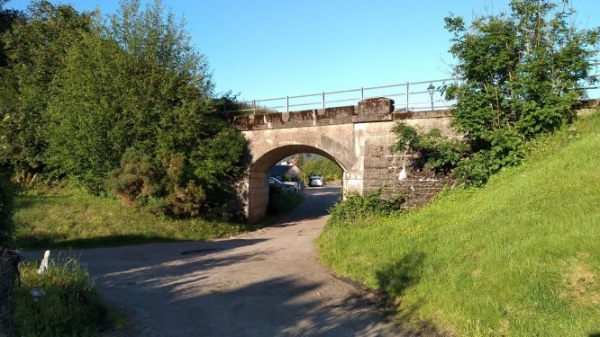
[328,189,405,224]
[0,174,14,247]
[455,129,527,186]
[442,0,598,186]
[105,147,160,206]
[15,254,114,336]
[164,181,206,218]
[107,150,210,219]
[393,123,467,175]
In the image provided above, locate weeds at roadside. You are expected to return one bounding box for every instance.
[15,253,124,336]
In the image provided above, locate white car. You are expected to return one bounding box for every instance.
[309,175,324,187]
[269,177,298,193]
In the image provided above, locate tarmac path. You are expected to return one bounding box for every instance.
[25,187,410,336]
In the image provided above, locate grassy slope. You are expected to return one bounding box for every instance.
[13,187,305,249]
[318,112,600,336]
[13,189,244,249]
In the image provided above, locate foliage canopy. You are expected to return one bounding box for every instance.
[0,0,250,220]
[394,0,599,186]
[441,0,599,185]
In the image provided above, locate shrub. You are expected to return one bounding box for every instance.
[393,123,467,175]
[164,181,206,218]
[328,189,405,224]
[105,147,160,206]
[451,128,528,186]
[107,150,211,219]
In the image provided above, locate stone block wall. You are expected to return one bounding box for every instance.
[234,97,397,131]
[357,97,395,115]
[362,150,453,210]
[246,171,269,223]
[359,121,454,210]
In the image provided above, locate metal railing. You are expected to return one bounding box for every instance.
[236,61,600,115]
[240,78,457,114]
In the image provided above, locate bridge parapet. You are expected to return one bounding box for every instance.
[234,97,401,130]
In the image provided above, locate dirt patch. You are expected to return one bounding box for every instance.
[560,253,600,306]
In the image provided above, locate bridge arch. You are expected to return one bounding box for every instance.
[251,144,351,172]
[243,127,359,222]
[236,98,456,223]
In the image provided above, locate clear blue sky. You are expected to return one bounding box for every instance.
[5,0,600,104]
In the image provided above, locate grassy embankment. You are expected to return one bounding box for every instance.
[13,188,243,249]
[14,187,303,249]
[318,111,600,336]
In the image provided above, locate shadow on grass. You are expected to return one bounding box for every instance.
[374,251,444,335]
[15,194,77,209]
[16,233,188,250]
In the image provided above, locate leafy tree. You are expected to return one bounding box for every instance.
[0,0,23,69]
[44,34,131,189]
[46,0,248,218]
[0,0,248,220]
[45,0,212,183]
[444,0,598,185]
[0,1,94,181]
[299,155,343,182]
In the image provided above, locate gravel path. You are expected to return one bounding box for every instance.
[26,187,409,336]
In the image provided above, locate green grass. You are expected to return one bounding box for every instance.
[15,254,126,336]
[13,185,305,249]
[318,111,600,336]
[13,188,246,249]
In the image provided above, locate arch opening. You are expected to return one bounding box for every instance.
[246,145,346,223]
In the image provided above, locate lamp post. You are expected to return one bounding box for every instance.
[427,83,435,111]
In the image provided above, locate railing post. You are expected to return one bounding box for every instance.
[322,92,325,109]
[406,82,409,111]
[252,100,256,115]
[361,87,364,101]
[286,96,289,113]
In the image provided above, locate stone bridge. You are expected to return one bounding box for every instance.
[234,97,455,223]
[233,97,600,222]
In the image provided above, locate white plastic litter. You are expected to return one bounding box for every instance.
[37,250,50,275]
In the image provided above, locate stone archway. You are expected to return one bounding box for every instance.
[242,130,357,223]
[236,98,456,223]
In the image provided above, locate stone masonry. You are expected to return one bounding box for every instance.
[236,97,456,223]
[235,97,600,222]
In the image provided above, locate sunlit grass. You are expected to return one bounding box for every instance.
[15,254,126,336]
[13,189,245,249]
[318,111,600,336]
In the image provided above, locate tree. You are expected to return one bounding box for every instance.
[44,0,211,185]
[0,1,94,181]
[299,155,343,182]
[0,0,23,69]
[444,0,598,185]
[47,0,248,219]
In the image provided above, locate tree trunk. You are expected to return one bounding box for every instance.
[0,248,18,337]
